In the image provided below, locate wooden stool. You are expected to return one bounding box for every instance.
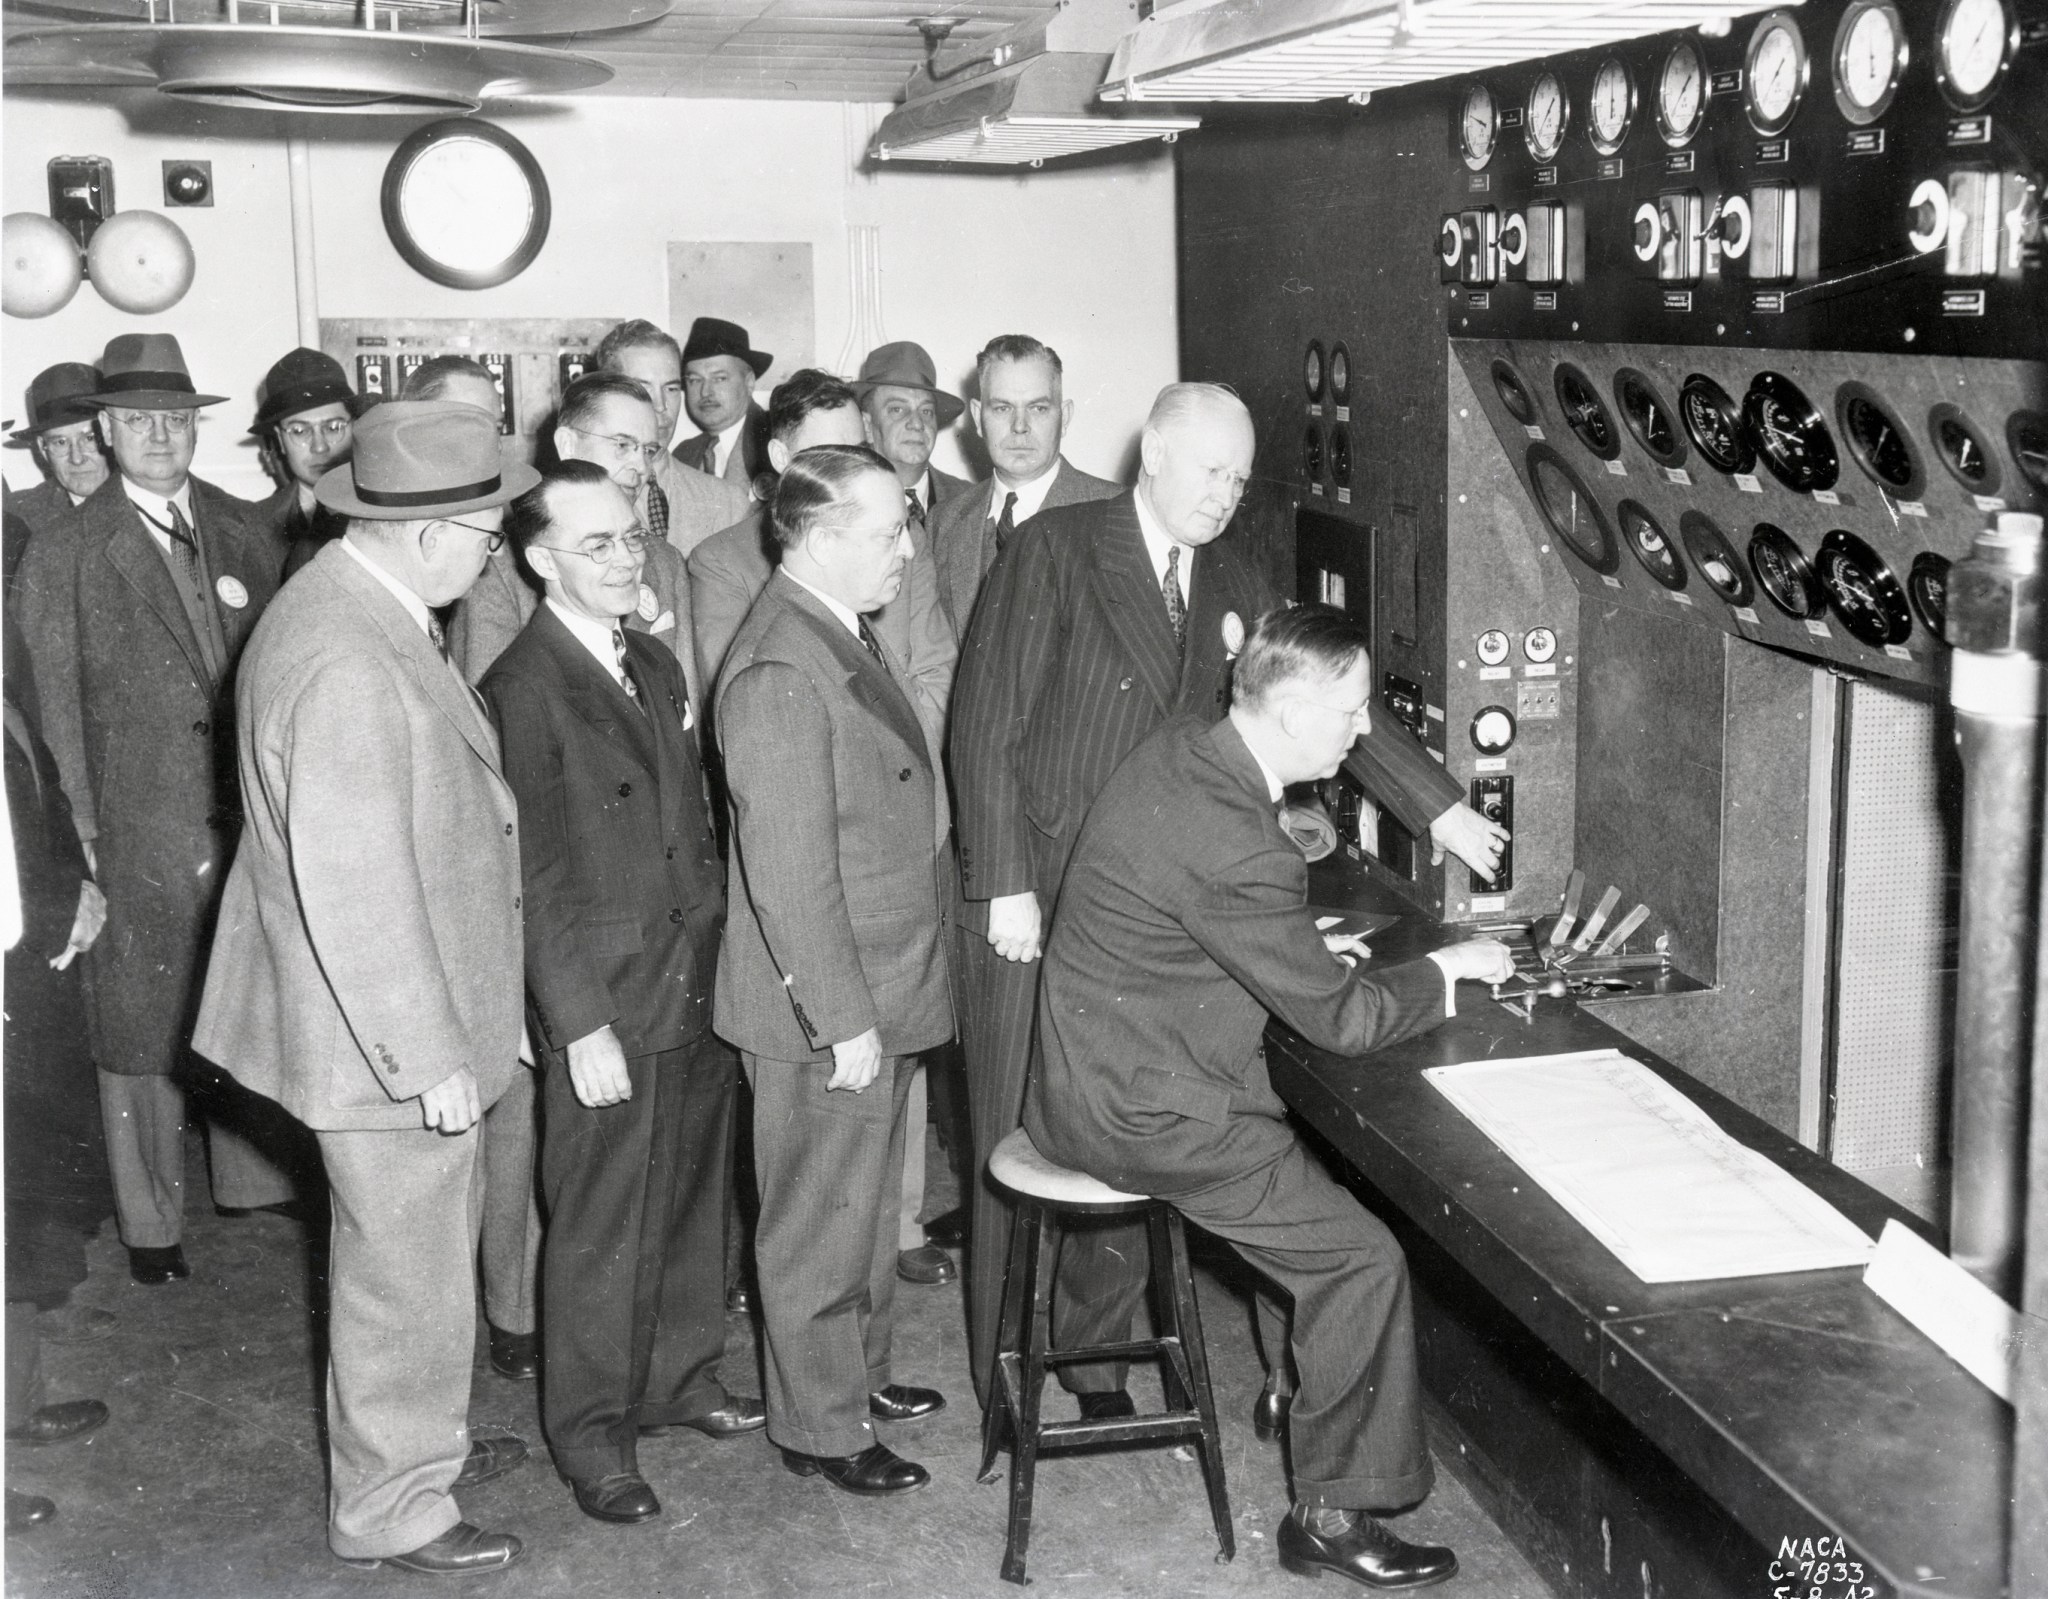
[976,1127,1233,1585]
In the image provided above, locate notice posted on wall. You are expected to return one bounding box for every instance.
[1424,1049,1875,1283]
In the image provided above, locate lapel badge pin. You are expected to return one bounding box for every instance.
[1222,610,1245,658]
[637,584,659,623]
[216,574,249,610]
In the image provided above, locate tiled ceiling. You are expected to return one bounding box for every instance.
[537,3,1059,102]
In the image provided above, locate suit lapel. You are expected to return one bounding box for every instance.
[1086,495,1180,715]
[534,605,657,776]
[99,491,212,688]
[772,573,931,767]
[1178,543,1240,710]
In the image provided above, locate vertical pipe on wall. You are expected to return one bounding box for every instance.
[286,132,320,352]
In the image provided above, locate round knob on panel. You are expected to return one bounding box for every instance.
[1906,178,1949,255]
[1631,202,1661,263]
[1440,217,1462,266]
[1499,214,1527,266]
[1470,706,1516,753]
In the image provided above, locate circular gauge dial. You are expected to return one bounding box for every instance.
[1929,403,2001,494]
[1461,84,1498,169]
[1304,340,1325,404]
[2008,411,2048,495]
[1937,0,2014,110]
[1817,529,1912,646]
[1329,344,1351,406]
[1493,361,1536,425]
[1619,501,1687,590]
[1837,384,1922,498]
[1613,368,1685,467]
[1833,0,1907,124]
[1553,363,1620,460]
[1745,12,1809,134]
[1744,372,1839,493]
[1527,446,1619,575]
[1658,42,1707,146]
[1680,374,1754,475]
[1477,629,1511,665]
[1330,427,1354,488]
[1524,627,1558,662]
[1302,425,1324,482]
[1526,71,1570,162]
[1589,57,1635,155]
[1680,511,1754,604]
[1750,524,1825,618]
[1909,552,1952,638]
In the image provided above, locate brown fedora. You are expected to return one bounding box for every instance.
[88,333,228,411]
[849,342,963,427]
[7,363,102,444]
[315,401,538,520]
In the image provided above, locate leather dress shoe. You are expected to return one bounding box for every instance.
[868,1384,945,1422]
[896,1244,956,1284]
[643,1395,767,1439]
[453,1432,529,1489]
[725,1281,754,1315]
[340,1522,522,1575]
[781,1442,928,1496]
[573,1471,661,1524]
[1253,1387,1292,1444]
[922,1207,968,1248]
[6,1490,55,1531]
[487,1324,540,1381]
[1075,1390,1136,1422]
[128,1245,189,1285]
[6,1399,108,1446]
[1277,1505,1458,1589]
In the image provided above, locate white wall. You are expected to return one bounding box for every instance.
[4,90,1177,499]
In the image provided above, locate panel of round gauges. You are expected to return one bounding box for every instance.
[1617,500,1685,590]
[1524,445,1619,575]
[1553,362,1620,460]
[1743,372,1838,493]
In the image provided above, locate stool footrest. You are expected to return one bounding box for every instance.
[1040,1336,1179,1369]
[1036,1416,1205,1451]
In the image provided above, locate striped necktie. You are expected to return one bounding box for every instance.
[993,490,1017,554]
[1163,544,1187,654]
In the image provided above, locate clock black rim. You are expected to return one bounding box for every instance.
[1748,523,1825,619]
[1618,499,1687,590]
[1679,510,1754,605]
[381,117,552,292]
[1927,403,2002,496]
[1680,373,1755,476]
[1835,380,1925,501]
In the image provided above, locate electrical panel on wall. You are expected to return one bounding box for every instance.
[1440,0,2046,358]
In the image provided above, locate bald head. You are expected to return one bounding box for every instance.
[1138,382,1255,548]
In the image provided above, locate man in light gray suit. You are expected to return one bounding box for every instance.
[928,335,1120,640]
[714,445,953,1498]
[194,403,537,1576]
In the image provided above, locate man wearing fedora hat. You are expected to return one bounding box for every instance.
[249,347,363,581]
[14,332,304,1290]
[194,401,538,1576]
[4,363,110,587]
[672,316,774,495]
[594,319,751,561]
[852,342,971,532]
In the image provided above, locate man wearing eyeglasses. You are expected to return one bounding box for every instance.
[593,319,750,560]
[14,333,302,1291]
[250,347,362,581]
[479,461,761,1527]
[194,400,538,1576]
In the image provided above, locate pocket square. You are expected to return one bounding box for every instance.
[650,610,676,634]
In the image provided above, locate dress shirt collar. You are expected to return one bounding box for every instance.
[709,415,746,476]
[120,473,194,528]
[905,470,934,516]
[989,459,1060,525]
[546,597,630,683]
[1247,745,1286,804]
[783,568,863,639]
[1132,481,1195,602]
[339,532,434,638]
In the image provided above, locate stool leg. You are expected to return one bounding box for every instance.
[1164,1209,1234,1564]
[979,1193,1037,1486]
[1146,1205,1195,1413]
[1002,1203,1053,1585]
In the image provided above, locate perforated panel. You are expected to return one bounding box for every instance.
[1829,681,1957,1176]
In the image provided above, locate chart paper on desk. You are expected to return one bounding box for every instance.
[1424,1050,1876,1283]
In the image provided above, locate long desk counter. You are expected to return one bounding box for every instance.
[1265,861,2010,1599]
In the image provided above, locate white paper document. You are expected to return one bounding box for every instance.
[1424,1049,1876,1283]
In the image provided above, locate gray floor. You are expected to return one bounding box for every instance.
[6,1139,1556,1599]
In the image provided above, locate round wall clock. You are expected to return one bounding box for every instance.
[381,118,550,290]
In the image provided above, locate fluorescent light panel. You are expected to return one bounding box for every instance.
[875,112,1200,163]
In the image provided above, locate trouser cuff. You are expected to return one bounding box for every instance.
[1294,1459,1434,1514]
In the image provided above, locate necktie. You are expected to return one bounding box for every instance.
[694,433,721,471]
[427,612,451,660]
[646,482,670,547]
[857,617,888,668]
[992,490,1017,555]
[904,487,925,530]
[1163,544,1187,654]
[612,626,646,712]
[165,502,202,591]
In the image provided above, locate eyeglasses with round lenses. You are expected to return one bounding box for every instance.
[536,528,651,566]
[569,426,660,466]
[107,409,195,436]
[280,417,353,446]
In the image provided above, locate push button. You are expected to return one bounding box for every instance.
[192,720,208,734]
[1119,676,1132,691]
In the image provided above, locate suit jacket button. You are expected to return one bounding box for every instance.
[899,768,912,781]
[1119,677,1133,691]
[192,720,208,734]
[669,908,684,924]
[513,896,521,910]
[504,823,514,836]
[666,847,675,860]
[618,782,632,798]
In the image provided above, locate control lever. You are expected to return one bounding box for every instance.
[1572,885,1622,952]
[1548,869,1585,950]
[1593,903,1651,956]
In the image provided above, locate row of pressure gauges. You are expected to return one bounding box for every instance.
[1495,356,2046,503]
[1302,340,1352,406]
[1460,0,2020,169]
[1474,626,1557,664]
[1301,423,1354,489]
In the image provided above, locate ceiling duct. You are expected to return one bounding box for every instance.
[869,0,1198,168]
[1099,0,1776,104]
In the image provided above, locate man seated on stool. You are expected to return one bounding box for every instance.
[481,462,763,1527]
[1023,604,1514,1590]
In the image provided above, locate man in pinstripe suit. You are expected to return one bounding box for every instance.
[950,383,1510,1416]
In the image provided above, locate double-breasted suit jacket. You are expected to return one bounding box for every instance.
[926,457,1121,642]
[672,403,771,494]
[14,472,278,1079]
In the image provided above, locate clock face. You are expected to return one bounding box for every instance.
[1460,84,1498,169]
[1744,13,1808,134]
[1657,42,1707,146]
[1526,72,1569,162]
[1833,0,1907,123]
[380,119,551,291]
[1589,57,1634,155]
[1937,0,2013,108]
